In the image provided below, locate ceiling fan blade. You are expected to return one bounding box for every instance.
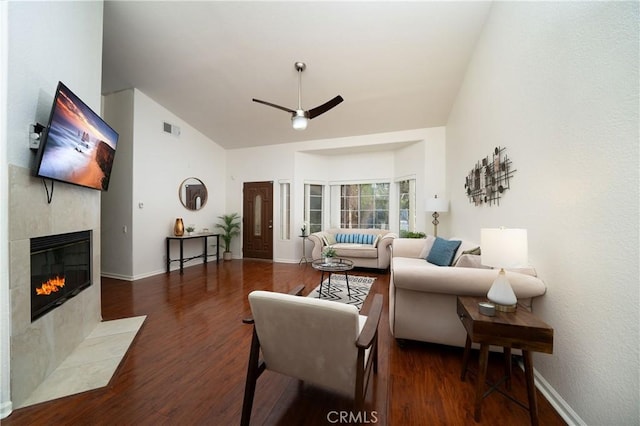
[307,95,344,119]
[252,98,296,114]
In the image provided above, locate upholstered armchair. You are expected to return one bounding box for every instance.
[240,285,383,426]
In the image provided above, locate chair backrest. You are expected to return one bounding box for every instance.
[248,290,361,396]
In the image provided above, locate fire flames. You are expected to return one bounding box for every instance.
[35,276,65,295]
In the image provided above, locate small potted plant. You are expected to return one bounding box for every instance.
[215,213,241,261]
[322,246,336,264]
[185,226,195,236]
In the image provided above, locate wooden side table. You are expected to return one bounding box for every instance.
[457,296,553,426]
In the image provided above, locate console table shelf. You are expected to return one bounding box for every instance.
[166,233,221,274]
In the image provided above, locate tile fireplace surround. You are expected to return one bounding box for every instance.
[9,165,102,407]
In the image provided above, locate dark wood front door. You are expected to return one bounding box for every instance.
[242,181,273,260]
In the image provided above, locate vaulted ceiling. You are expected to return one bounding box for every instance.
[102,1,492,149]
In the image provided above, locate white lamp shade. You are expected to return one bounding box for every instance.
[425,196,449,213]
[481,228,528,268]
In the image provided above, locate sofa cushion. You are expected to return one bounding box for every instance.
[451,239,481,265]
[454,254,491,269]
[418,235,437,259]
[332,243,378,258]
[426,237,462,266]
[322,232,336,246]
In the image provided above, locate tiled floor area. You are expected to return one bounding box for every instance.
[18,316,146,408]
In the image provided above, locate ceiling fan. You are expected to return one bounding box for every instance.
[252,62,343,131]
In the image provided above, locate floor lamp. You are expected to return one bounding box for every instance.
[425,195,449,237]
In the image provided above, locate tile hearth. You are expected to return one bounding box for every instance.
[18,316,146,409]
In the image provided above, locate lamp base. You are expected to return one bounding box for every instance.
[493,302,517,313]
[487,268,518,313]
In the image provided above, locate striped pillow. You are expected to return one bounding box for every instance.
[335,233,376,245]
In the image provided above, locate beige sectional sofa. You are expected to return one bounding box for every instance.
[389,236,547,347]
[308,228,397,269]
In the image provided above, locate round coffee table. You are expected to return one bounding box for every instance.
[311,258,354,298]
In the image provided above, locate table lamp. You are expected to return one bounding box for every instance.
[480,228,528,312]
[425,195,449,237]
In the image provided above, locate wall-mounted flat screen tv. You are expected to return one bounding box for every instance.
[33,81,119,191]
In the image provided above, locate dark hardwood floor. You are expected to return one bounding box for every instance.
[4,260,566,425]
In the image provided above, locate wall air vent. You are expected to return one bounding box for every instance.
[163,121,181,137]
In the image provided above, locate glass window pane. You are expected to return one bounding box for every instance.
[310,185,322,196]
[310,196,322,210]
[280,183,290,240]
[360,184,373,196]
[254,195,262,236]
[360,196,373,210]
[310,210,322,225]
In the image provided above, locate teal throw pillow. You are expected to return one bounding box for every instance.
[426,237,462,266]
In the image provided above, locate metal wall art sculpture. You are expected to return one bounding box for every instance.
[465,146,516,206]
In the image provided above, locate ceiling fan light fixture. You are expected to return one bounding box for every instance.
[292,110,308,130]
[253,62,342,130]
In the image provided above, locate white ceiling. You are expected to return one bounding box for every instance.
[102,1,492,149]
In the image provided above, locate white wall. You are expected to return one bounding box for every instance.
[446,2,639,424]
[102,89,134,278]
[4,0,105,413]
[226,128,446,262]
[0,0,10,418]
[102,89,227,279]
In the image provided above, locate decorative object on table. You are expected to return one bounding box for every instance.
[307,275,376,311]
[215,213,241,261]
[252,62,344,131]
[465,146,516,206]
[185,226,195,236]
[478,302,496,317]
[481,227,528,312]
[174,218,184,236]
[425,194,449,237]
[322,246,336,264]
[300,221,309,237]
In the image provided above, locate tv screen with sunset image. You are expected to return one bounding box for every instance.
[34,82,119,191]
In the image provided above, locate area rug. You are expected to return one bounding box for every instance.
[307,274,375,310]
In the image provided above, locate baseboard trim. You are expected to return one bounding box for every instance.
[0,400,13,419]
[518,360,586,426]
[101,272,134,281]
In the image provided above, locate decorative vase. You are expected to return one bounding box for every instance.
[174,218,184,236]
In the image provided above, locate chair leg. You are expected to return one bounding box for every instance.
[241,328,262,426]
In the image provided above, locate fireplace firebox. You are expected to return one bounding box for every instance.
[31,230,92,322]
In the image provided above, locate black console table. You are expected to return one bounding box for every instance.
[166,233,221,274]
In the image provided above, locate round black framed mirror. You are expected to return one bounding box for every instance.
[179,177,208,211]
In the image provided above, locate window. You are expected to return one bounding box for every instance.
[339,183,389,229]
[280,182,290,240]
[398,179,416,236]
[304,184,323,233]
